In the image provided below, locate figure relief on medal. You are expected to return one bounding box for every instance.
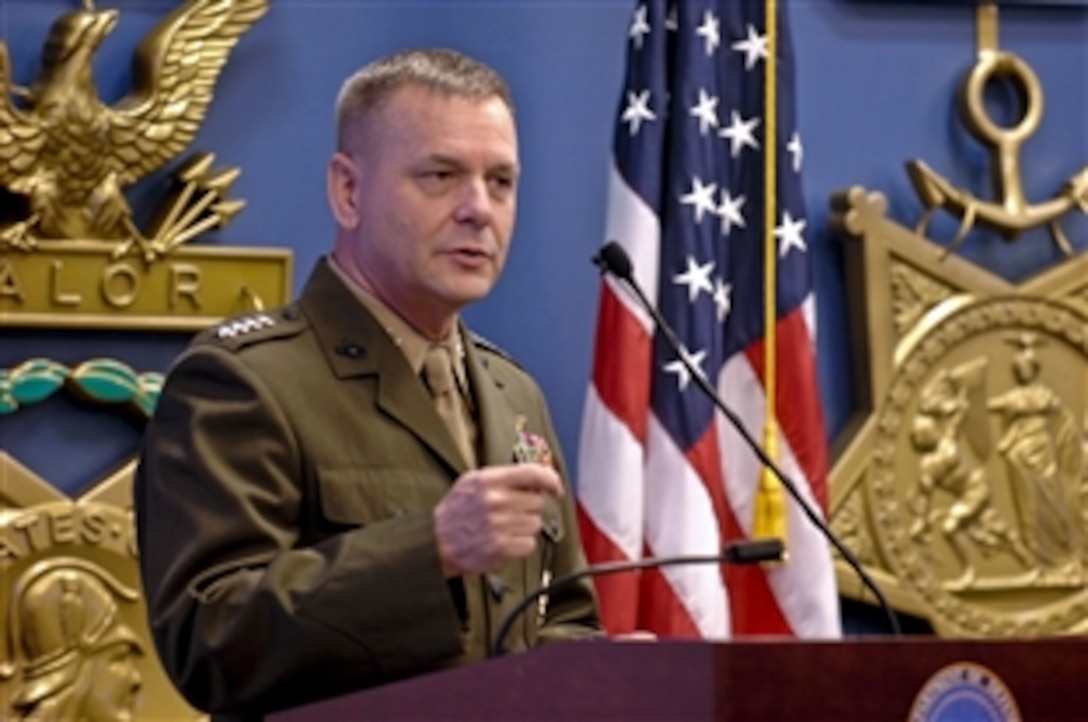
[904,339,1084,595]
[1,560,144,722]
[906,357,1033,593]
[828,3,1087,637]
[0,458,200,720]
[987,334,1083,586]
[866,298,1086,636]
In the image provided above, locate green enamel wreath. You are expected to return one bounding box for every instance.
[0,358,163,417]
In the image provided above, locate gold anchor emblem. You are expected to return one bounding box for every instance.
[907,3,1088,258]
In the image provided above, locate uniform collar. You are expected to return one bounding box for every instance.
[299,258,471,473]
[327,256,468,390]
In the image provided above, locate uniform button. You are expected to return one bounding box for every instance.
[335,340,363,358]
[486,574,508,601]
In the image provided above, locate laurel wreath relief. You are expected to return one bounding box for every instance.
[0,359,162,417]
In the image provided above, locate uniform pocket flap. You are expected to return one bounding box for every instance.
[316,467,425,525]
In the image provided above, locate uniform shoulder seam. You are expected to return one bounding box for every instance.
[469,331,523,370]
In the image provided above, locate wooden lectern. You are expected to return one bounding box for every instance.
[268,637,1084,720]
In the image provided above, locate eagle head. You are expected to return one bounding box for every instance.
[26,4,119,106]
[39,5,119,70]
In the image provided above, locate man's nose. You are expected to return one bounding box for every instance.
[453,177,494,226]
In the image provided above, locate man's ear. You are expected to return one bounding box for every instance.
[327,152,361,229]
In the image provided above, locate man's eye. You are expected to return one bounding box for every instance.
[418,169,454,184]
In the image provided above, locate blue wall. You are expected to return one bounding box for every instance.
[2,0,1085,633]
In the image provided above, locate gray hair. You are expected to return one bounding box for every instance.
[335,48,514,151]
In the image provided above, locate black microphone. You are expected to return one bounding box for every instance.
[593,240,634,281]
[491,538,786,657]
[591,240,902,637]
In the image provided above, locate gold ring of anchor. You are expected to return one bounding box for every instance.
[962,51,1043,147]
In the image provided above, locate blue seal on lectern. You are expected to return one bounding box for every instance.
[909,662,1021,722]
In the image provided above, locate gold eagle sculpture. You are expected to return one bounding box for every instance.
[0,0,269,258]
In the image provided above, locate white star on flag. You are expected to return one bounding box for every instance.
[679,176,718,224]
[630,4,651,49]
[663,345,707,392]
[695,10,721,56]
[622,90,656,136]
[775,210,807,257]
[689,88,719,135]
[672,255,715,302]
[788,131,803,172]
[731,23,768,70]
[717,189,746,237]
[713,277,732,322]
[718,110,760,158]
[665,4,678,31]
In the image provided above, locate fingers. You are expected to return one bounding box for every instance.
[433,464,564,577]
[487,462,564,498]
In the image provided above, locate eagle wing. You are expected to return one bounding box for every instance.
[108,0,270,186]
[0,44,46,190]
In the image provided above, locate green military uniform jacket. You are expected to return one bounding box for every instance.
[135,259,600,719]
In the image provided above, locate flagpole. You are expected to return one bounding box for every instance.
[753,0,787,545]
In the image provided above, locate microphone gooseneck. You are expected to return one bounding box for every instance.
[491,538,785,658]
[592,241,902,637]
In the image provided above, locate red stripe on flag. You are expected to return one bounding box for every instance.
[685,423,793,635]
[742,305,829,511]
[590,283,652,445]
[724,564,794,634]
[637,560,701,638]
[576,505,641,634]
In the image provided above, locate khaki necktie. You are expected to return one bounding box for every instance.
[422,343,476,467]
[424,344,487,658]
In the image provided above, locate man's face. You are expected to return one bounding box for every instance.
[334,85,519,335]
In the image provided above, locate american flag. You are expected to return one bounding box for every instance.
[576,0,841,637]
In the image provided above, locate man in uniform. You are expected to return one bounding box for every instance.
[134,48,600,719]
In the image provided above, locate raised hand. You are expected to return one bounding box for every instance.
[433,463,563,577]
